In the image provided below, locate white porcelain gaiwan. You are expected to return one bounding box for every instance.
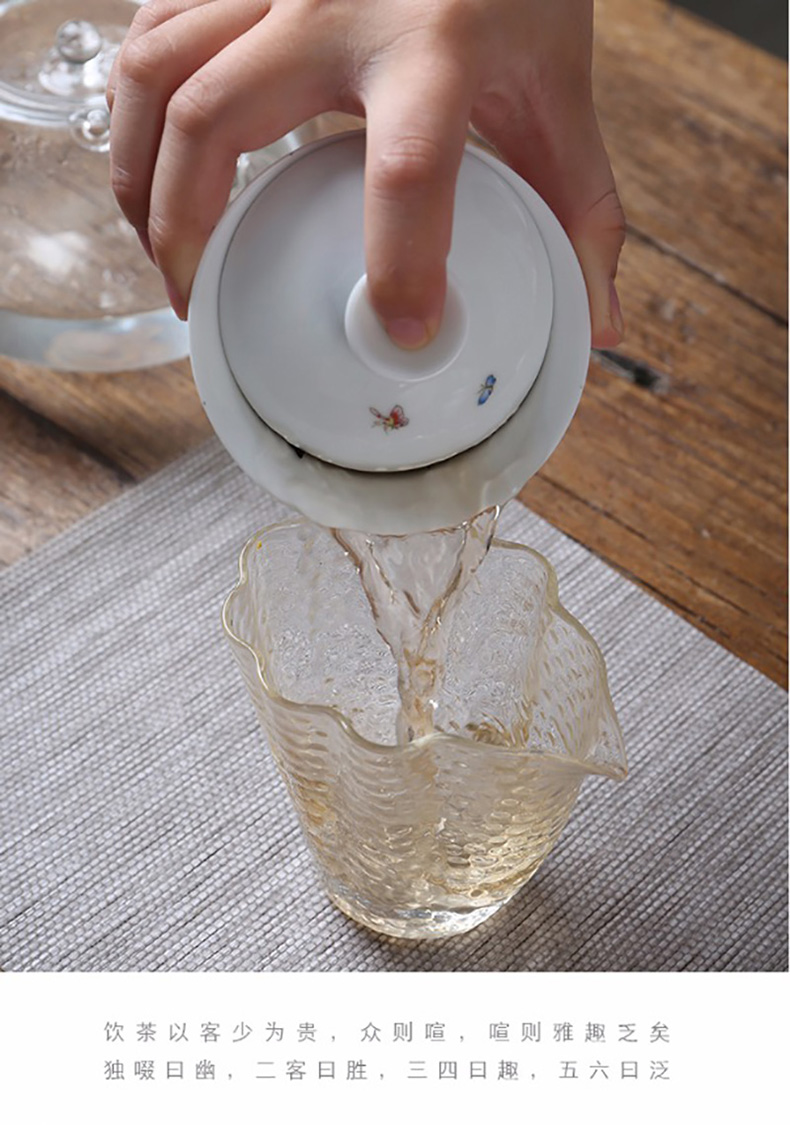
[189,130,590,534]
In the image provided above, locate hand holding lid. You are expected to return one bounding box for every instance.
[189,132,591,533]
[106,0,625,347]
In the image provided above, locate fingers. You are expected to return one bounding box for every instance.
[109,0,623,353]
[479,96,626,349]
[146,15,333,316]
[361,49,471,348]
[109,0,270,255]
[106,0,220,109]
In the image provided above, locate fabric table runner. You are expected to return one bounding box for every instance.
[1,441,786,971]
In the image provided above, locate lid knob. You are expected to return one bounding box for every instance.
[69,103,111,151]
[55,20,103,65]
[344,274,468,381]
[37,19,113,99]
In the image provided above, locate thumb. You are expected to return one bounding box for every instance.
[482,101,626,349]
[570,183,627,349]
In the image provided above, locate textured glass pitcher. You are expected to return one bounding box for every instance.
[223,518,627,939]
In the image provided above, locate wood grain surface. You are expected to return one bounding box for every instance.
[0,0,787,686]
[520,0,788,685]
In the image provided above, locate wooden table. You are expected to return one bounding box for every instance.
[1,0,787,686]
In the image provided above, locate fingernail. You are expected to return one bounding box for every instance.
[135,227,154,265]
[385,317,431,350]
[165,277,188,321]
[166,245,201,321]
[609,279,625,338]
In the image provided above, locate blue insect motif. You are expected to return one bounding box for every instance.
[477,374,497,404]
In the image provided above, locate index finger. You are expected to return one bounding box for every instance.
[361,47,471,349]
[106,0,218,108]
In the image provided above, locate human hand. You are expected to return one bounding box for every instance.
[108,0,625,348]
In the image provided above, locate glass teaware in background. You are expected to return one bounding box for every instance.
[0,0,309,372]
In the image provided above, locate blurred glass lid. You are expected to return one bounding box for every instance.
[0,0,130,119]
[0,0,189,371]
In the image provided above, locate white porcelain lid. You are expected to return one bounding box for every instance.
[212,132,552,472]
[190,130,591,533]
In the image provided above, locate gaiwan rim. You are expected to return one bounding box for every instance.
[221,517,627,781]
[189,131,591,535]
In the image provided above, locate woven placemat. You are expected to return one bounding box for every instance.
[1,440,786,971]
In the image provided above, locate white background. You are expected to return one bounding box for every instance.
[1,970,786,1123]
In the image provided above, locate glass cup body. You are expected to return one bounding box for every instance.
[223,519,626,939]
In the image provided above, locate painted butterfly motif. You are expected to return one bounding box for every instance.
[370,404,409,432]
[477,374,497,404]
